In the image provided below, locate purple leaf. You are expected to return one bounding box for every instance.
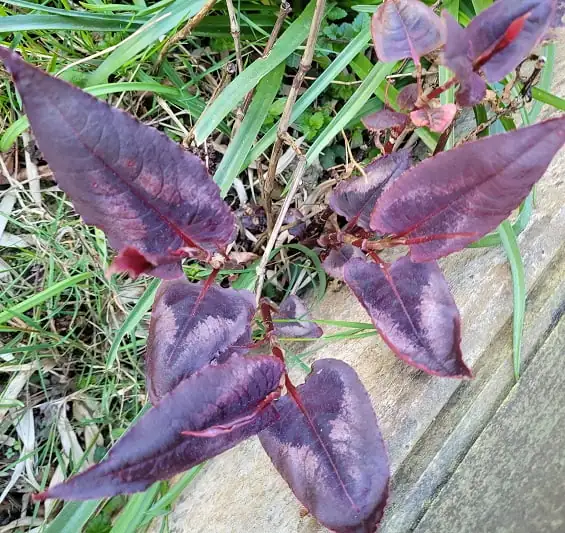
[442,12,487,107]
[322,245,366,281]
[370,117,565,261]
[397,83,419,110]
[362,108,409,132]
[329,151,411,230]
[372,0,445,63]
[260,359,389,533]
[344,257,470,377]
[35,355,284,501]
[410,104,457,133]
[273,295,323,339]
[0,47,235,279]
[466,0,556,82]
[441,0,556,91]
[145,279,256,404]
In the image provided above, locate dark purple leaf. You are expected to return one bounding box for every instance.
[260,359,389,533]
[370,116,565,261]
[441,0,556,88]
[441,13,486,107]
[344,257,470,377]
[273,295,323,339]
[35,355,284,501]
[410,104,457,133]
[0,47,235,279]
[329,151,411,230]
[397,83,419,110]
[372,0,445,63]
[145,279,256,404]
[322,245,366,281]
[466,0,555,82]
[362,109,409,132]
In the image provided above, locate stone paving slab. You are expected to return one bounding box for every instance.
[414,315,565,533]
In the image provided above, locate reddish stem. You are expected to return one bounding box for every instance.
[191,268,220,317]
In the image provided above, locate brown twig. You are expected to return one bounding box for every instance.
[237,1,292,125]
[255,157,307,304]
[225,0,244,74]
[263,0,326,230]
[156,0,218,68]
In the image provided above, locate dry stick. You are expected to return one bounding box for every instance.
[156,0,218,68]
[264,0,326,230]
[226,0,244,74]
[255,157,307,304]
[236,1,292,128]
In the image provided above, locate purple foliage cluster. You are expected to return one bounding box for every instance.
[1,0,564,529]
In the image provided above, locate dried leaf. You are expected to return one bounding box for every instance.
[329,151,411,230]
[0,47,235,280]
[372,0,445,63]
[260,359,389,533]
[410,104,457,133]
[273,295,323,339]
[146,279,256,403]
[344,257,470,377]
[35,355,284,501]
[371,117,565,261]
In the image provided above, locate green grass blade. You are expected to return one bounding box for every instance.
[106,278,160,369]
[0,13,136,31]
[215,63,284,196]
[193,0,320,144]
[471,0,492,13]
[284,243,327,302]
[87,0,206,86]
[498,220,526,380]
[244,26,372,167]
[2,0,146,21]
[0,272,92,325]
[44,501,101,533]
[143,465,204,521]
[306,61,396,164]
[531,86,565,113]
[110,482,162,533]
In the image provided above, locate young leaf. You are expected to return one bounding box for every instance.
[260,359,389,533]
[371,116,565,261]
[322,245,366,281]
[329,151,411,230]
[273,295,323,340]
[466,0,556,82]
[344,256,470,377]
[362,109,409,132]
[441,12,487,107]
[372,0,445,64]
[0,47,235,279]
[35,355,284,501]
[145,279,256,403]
[410,103,457,133]
[397,83,419,110]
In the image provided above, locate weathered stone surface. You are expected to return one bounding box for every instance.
[161,47,565,533]
[414,315,565,533]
